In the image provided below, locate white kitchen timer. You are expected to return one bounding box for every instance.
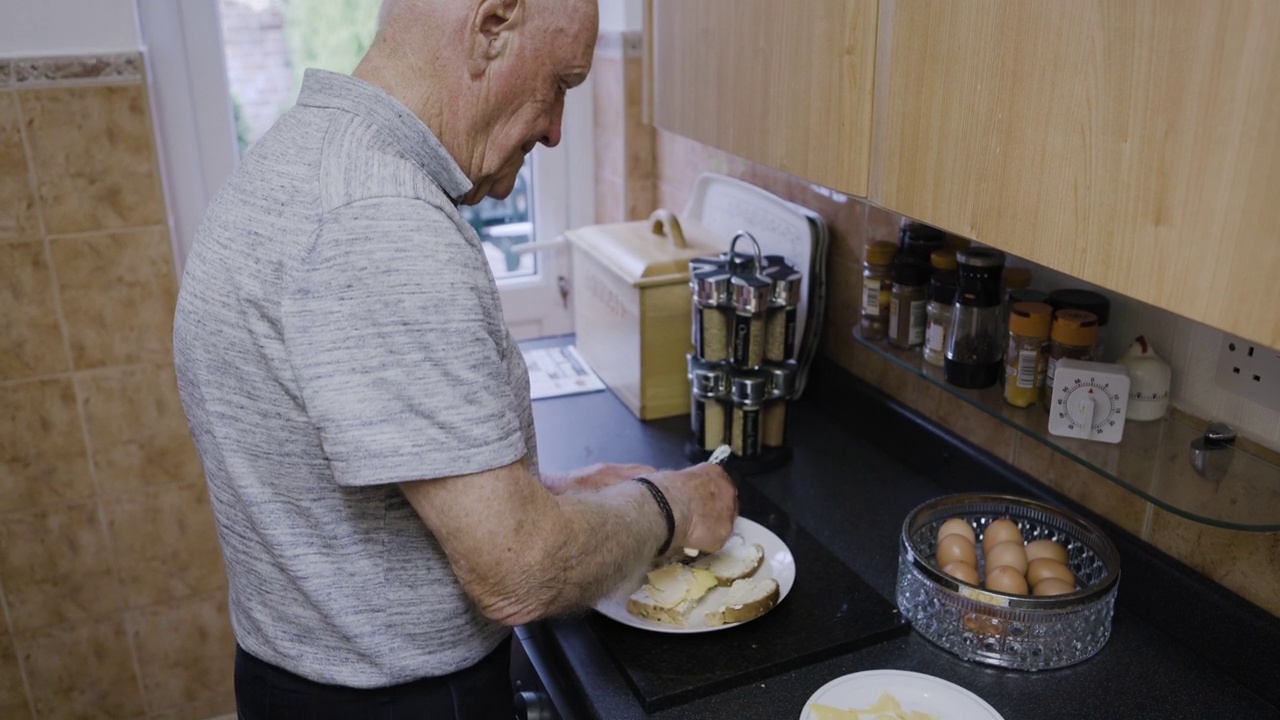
[1047,359,1131,444]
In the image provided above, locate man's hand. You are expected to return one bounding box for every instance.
[649,462,737,554]
[543,462,656,494]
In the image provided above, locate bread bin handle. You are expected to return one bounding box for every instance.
[649,209,687,248]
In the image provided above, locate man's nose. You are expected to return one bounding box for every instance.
[540,97,565,148]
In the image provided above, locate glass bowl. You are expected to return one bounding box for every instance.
[895,493,1121,670]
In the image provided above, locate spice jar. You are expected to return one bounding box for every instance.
[924,271,957,367]
[730,374,766,459]
[1003,301,1053,408]
[1042,309,1099,410]
[930,248,958,275]
[945,247,1006,388]
[761,363,797,449]
[764,264,802,362]
[1048,289,1111,361]
[691,270,731,362]
[888,258,929,350]
[688,360,728,452]
[860,241,898,340]
[900,221,947,267]
[730,273,771,369]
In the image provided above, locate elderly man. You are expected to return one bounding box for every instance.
[173,0,737,716]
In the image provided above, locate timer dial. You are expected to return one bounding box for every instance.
[1047,359,1131,444]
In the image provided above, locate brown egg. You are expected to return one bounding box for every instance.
[985,540,1029,575]
[941,561,979,586]
[1026,558,1075,588]
[1033,577,1076,596]
[984,565,1029,595]
[935,533,978,568]
[937,518,977,545]
[1025,539,1069,564]
[981,518,1023,554]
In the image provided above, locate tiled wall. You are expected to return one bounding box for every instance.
[0,55,234,719]
[592,32,654,224]
[593,32,1280,619]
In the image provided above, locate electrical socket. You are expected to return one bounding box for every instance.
[1215,334,1280,412]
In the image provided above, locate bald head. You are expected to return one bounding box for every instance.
[356,0,598,203]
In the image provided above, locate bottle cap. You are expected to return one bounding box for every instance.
[930,249,958,273]
[692,270,731,307]
[930,271,957,304]
[762,363,797,399]
[1048,288,1111,326]
[1002,266,1034,291]
[765,265,803,307]
[1008,301,1053,337]
[956,247,1007,268]
[731,274,772,315]
[891,257,930,286]
[1050,309,1099,346]
[865,240,898,266]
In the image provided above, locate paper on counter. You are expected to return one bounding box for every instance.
[523,345,607,400]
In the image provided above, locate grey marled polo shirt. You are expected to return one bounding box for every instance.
[173,69,535,687]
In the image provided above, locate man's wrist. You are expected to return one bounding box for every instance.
[632,476,675,556]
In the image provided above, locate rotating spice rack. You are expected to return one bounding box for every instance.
[854,329,1280,531]
[686,233,802,474]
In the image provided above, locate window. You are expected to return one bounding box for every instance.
[141,0,593,339]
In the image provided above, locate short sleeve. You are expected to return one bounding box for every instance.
[282,197,527,487]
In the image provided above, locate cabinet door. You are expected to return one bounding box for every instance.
[872,0,1280,347]
[650,0,878,197]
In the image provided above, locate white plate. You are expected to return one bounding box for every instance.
[799,670,1004,720]
[594,516,796,633]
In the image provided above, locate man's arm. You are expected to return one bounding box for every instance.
[539,462,656,495]
[399,459,735,626]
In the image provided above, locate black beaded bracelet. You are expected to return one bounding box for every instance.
[632,477,675,556]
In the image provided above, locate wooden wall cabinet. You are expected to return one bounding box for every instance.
[649,0,879,198]
[649,0,1280,348]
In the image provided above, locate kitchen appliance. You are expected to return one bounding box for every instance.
[1045,359,1131,443]
[944,248,1006,388]
[896,493,1120,671]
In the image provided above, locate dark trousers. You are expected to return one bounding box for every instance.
[234,637,514,719]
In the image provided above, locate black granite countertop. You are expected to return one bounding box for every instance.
[524,341,1280,719]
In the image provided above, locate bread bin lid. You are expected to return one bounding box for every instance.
[565,209,727,288]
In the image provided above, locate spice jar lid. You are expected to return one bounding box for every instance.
[1009,301,1053,337]
[891,257,930,286]
[956,247,1007,268]
[865,240,898,266]
[762,363,797,398]
[731,274,772,314]
[1002,266,1034,291]
[930,271,957,304]
[765,265,803,307]
[1008,287,1049,306]
[1049,288,1111,326]
[732,374,767,405]
[690,367,728,397]
[1050,309,1099,346]
[689,255,725,275]
[929,249,958,273]
[692,270,731,307]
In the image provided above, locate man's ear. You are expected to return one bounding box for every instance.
[466,0,523,76]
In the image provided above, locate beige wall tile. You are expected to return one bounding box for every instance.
[0,242,69,381]
[78,364,202,497]
[49,227,177,371]
[0,503,122,636]
[594,174,624,225]
[128,593,234,716]
[0,378,94,513]
[0,91,39,243]
[1148,508,1280,617]
[18,619,144,719]
[0,634,29,719]
[913,383,1019,464]
[19,83,165,235]
[104,482,225,609]
[821,257,863,371]
[1012,435,1149,538]
[846,343,918,407]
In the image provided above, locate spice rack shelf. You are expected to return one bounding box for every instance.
[854,330,1280,532]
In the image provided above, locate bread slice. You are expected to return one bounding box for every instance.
[690,535,765,586]
[704,577,780,627]
[626,564,718,626]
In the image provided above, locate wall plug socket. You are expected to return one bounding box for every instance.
[1215,334,1280,412]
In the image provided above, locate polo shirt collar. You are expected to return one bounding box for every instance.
[295,69,474,204]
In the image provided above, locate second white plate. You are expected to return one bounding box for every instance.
[594,516,796,633]
[799,669,1004,720]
